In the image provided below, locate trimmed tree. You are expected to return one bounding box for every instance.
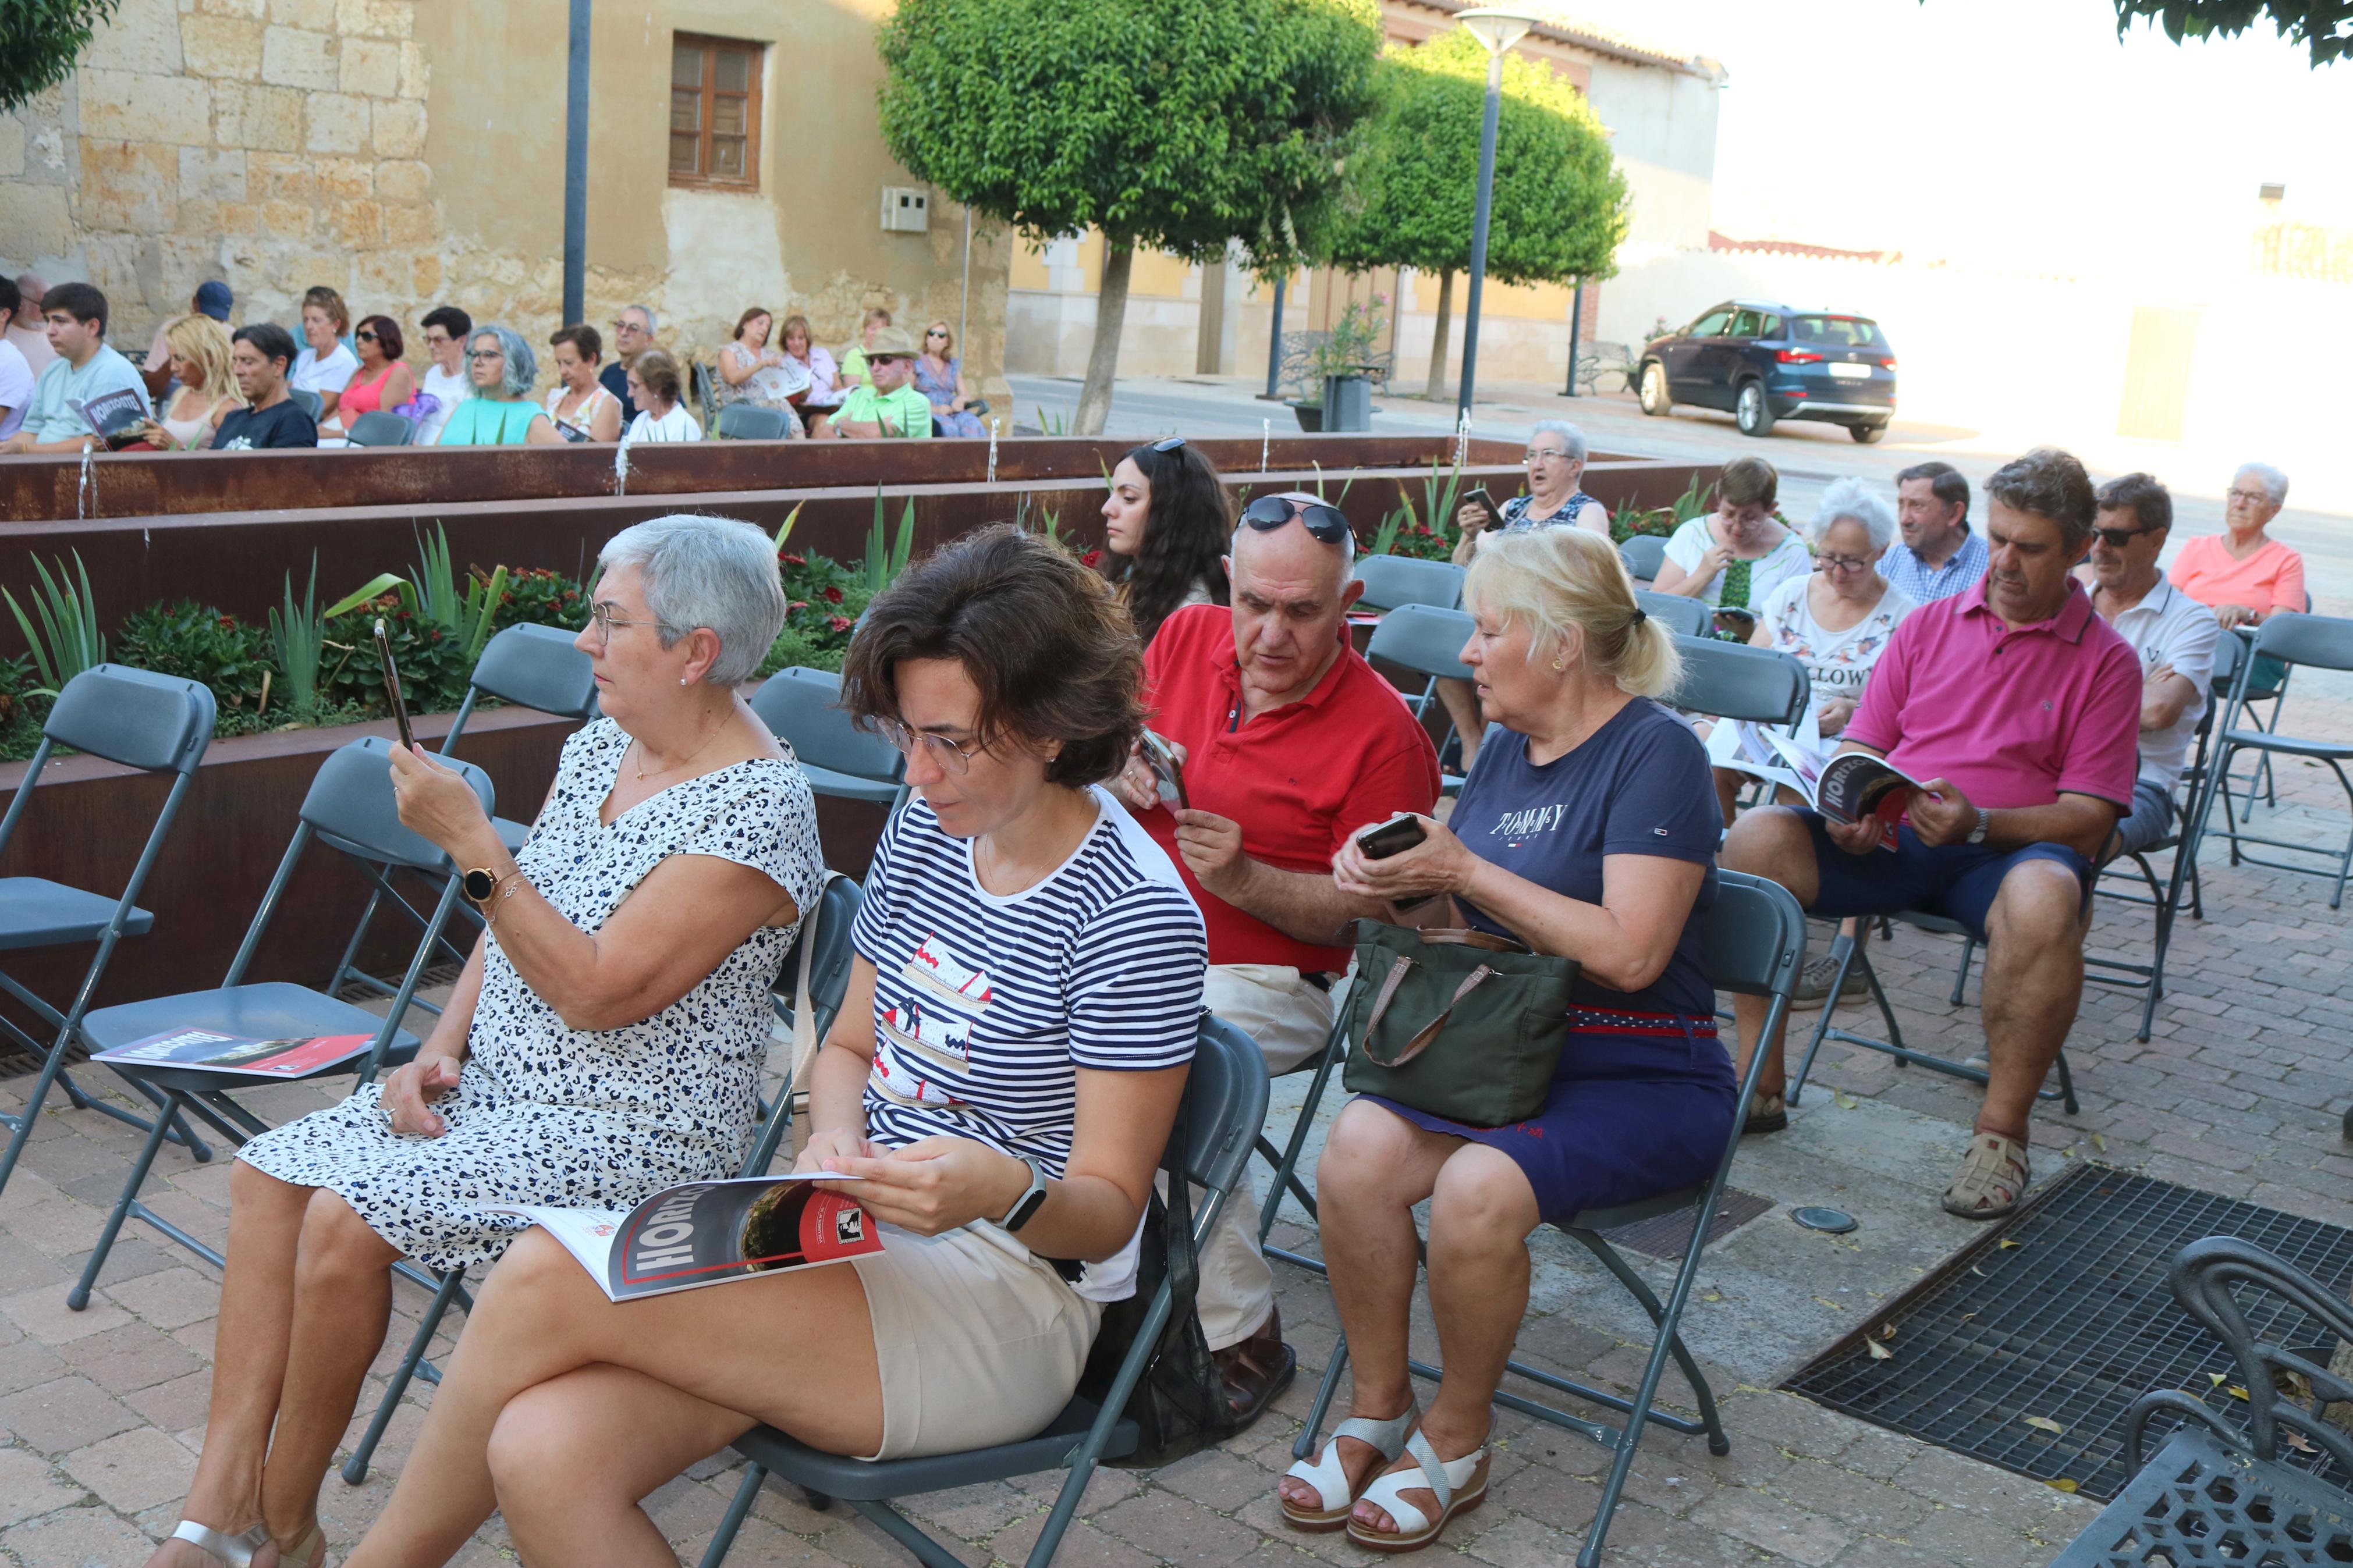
[1311,31,1630,400]
[2106,1,2352,65]
[876,0,1381,435]
[2,0,121,111]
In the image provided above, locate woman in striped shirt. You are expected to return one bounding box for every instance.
[349,526,1206,1568]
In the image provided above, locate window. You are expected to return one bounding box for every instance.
[1688,307,1733,337]
[1727,309,1767,338]
[671,34,763,189]
[1789,315,1888,349]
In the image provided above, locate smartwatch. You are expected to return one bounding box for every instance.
[462,867,501,904]
[999,1157,1049,1233]
[1966,808,1990,847]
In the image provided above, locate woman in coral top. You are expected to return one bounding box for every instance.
[327,315,414,438]
[2169,464,2304,630]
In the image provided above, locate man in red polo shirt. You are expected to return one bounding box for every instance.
[1724,448,2138,1221]
[1113,492,1440,1423]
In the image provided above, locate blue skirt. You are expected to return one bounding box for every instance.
[1358,1006,1736,1229]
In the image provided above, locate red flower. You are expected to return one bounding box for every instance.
[1081,549,1102,568]
[828,615,854,633]
[788,599,809,613]
[821,585,844,604]
[780,552,807,566]
[217,614,237,630]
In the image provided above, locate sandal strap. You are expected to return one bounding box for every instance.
[171,1521,273,1566]
[1947,1133,2029,1207]
[1357,1441,1486,1538]
[1404,1429,1451,1516]
[1282,1403,1418,1512]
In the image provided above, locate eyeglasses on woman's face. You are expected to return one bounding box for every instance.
[587,600,680,642]
[354,329,378,343]
[1524,446,1570,465]
[467,348,503,362]
[874,716,985,775]
[1813,553,1872,575]
[925,328,948,339]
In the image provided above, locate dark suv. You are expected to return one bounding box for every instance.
[1637,300,1897,443]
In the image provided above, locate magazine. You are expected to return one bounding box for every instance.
[494,1175,882,1302]
[1706,719,1927,844]
[92,1028,376,1078]
[71,389,153,449]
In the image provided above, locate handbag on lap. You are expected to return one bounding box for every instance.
[1339,918,1580,1128]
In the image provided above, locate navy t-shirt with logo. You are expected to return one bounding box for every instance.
[1449,699,1722,1016]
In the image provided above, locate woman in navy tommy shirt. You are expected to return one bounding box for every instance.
[1277,526,1729,1553]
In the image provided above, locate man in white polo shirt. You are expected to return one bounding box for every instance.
[2082,472,2219,858]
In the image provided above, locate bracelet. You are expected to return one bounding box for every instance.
[485,870,529,928]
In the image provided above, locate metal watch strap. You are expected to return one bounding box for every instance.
[1968,808,1990,845]
[999,1157,1048,1232]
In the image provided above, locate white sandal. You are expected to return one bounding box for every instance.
[1279,1401,1418,1532]
[166,1521,273,1566]
[1345,1429,1490,1553]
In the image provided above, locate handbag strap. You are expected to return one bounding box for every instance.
[1415,928,1527,953]
[1358,961,1497,1069]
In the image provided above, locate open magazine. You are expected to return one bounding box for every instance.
[93,1029,377,1079]
[492,1175,882,1302]
[72,389,152,449]
[1706,716,1926,844]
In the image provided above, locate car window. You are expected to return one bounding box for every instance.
[1759,314,1783,339]
[1789,315,1889,350]
[1727,310,1766,338]
[1688,308,1733,337]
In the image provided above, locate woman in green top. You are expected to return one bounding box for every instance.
[435,326,560,446]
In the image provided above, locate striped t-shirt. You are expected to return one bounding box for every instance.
[851,785,1206,1300]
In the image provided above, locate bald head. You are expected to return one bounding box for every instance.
[13,275,45,312]
[1226,502,1364,709]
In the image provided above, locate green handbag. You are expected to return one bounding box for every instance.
[1340,918,1580,1128]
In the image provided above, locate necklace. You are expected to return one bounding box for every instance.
[633,707,730,782]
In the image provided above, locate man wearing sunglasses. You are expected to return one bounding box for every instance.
[1113,491,1441,1424]
[817,325,934,439]
[2079,472,2218,860]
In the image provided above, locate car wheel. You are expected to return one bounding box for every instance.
[1638,362,1670,417]
[1851,422,1887,445]
[1734,381,1774,436]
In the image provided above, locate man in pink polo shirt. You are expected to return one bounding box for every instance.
[1724,447,2139,1220]
[1111,492,1441,1425]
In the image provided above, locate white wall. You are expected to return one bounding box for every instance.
[1584,58,1722,253]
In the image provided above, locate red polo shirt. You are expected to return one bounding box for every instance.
[1847,577,2140,811]
[1140,603,1441,971]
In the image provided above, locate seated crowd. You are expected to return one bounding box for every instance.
[0,279,979,456]
[34,387,2284,1565]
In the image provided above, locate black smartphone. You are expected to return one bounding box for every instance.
[1712,606,1757,641]
[374,618,416,752]
[1355,813,1432,911]
[1463,486,1505,532]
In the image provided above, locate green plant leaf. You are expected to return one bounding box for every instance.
[326,573,409,619]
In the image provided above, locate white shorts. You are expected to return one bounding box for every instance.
[851,1221,1103,1460]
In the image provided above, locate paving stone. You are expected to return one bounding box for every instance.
[58,1324,203,1395]
[0,1285,130,1346]
[0,1375,140,1454]
[98,1267,219,1331]
[60,1426,197,1512]
[1689,1485,1852,1565]
[0,1443,84,1524]
[0,1503,158,1566]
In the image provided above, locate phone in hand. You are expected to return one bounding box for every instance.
[1462,486,1504,533]
[1355,813,1433,911]
[1137,731,1187,811]
[1712,606,1757,641]
[374,618,416,753]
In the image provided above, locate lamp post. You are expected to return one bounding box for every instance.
[560,0,590,326]
[1453,7,1541,426]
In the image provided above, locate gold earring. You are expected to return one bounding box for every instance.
[1552,657,1566,672]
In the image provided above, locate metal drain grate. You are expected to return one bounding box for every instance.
[1783,1164,2353,1502]
[1603,1187,1773,1260]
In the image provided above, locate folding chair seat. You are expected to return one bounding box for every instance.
[1635,590,1712,639]
[1289,871,1805,1567]
[2189,611,2353,909]
[1363,604,1475,791]
[66,736,493,1311]
[752,666,908,807]
[714,404,790,441]
[1351,555,1463,615]
[345,410,417,447]
[0,664,216,1201]
[1619,535,1667,585]
[694,1013,1270,1568]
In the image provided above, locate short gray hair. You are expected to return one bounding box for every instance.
[2237,461,2288,506]
[469,325,537,401]
[597,514,788,686]
[623,303,658,333]
[1528,419,1587,464]
[1812,477,1896,553]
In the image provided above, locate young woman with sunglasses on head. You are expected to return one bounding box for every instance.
[1100,436,1234,646]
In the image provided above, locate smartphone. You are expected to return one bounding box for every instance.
[1463,486,1505,532]
[1712,606,1757,641]
[374,618,416,752]
[1355,813,1433,911]
[1138,731,1187,811]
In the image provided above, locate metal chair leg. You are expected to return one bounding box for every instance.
[67,1090,185,1311]
[1948,938,1976,1007]
[697,1462,768,1568]
[343,1266,471,1484]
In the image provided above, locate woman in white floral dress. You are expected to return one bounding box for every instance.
[151,515,824,1568]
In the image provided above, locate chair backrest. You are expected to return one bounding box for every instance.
[288,386,324,422]
[750,669,904,783]
[43,664,215,773]
[346,410,417,447]
[2249,611,2353,674]
[301,737,495,872]
[1353,555,1464,613]
[779,874,863,1019]
[2209,623,2244,698]
[1620,535,1669,583]
[1667,635,1809,726]
[1700,870,1805,1000]
[1365,603,1474,682]
[467,624,598,717]
[1174,1014,1274,1206]
[1635,591,1713,639]
[714,404,790,441]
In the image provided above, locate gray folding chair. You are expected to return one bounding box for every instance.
[288,386,324,422]
[440,623,600,852]
[0,666,217,1201]
[1635,590,1713,640]
[345,410,417,447]
[1666,634,1808,726]
[1364,603,1475,789]
[713,404,792,440]
[341,872,867,1487]
[1352,555,1463,614]
[1291,872,1805,1567]
[2190,610,2353,909]
[66,736,494,1310]
[751,667,908,807]
[1619,535,1668,584]
[695,1014,1270,1568]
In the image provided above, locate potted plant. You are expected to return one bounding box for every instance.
[1287,295,1390,433]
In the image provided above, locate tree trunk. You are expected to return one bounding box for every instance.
[1422,268,1454,401]
[1074,239,1134,436]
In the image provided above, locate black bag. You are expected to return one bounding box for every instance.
[1073,1103,1239,1468]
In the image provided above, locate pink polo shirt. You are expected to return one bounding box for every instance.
[1846,578,2141,811]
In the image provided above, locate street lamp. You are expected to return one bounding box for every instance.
[1453,6,1542,426]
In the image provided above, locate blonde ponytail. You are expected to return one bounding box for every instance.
[1463,527,1683,699]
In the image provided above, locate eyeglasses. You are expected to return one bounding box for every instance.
[1813,553,1873,574]
[1524,447,1571,464]
[868,354,906,365]
[466,349,503,361]
[874,716,984,774]
[925,328,948,337]
[1240,494,1351,544]
[2225,488,2272,507]
[2092,525,2153,549]
[354,329,377,343]
[587,602,680,641]
[611,319,646,333]
[1149,436,1186,453]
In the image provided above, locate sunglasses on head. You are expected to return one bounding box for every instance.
[1149,436,1186,453]
[1240,493,1350,544]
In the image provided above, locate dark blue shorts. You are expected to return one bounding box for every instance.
[1797,813,2092,943]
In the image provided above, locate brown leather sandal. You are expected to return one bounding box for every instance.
[1942,1132,2030,1219]
[1212,1303,1297,1428]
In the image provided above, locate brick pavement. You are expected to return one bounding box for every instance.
[0,670,2345,1566]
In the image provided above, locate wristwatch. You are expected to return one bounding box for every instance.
[999,1157,1049,1233]
[462,867,501,904]
[1966,808,1990,846]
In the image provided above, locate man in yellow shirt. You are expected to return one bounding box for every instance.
[817,326,933,439]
